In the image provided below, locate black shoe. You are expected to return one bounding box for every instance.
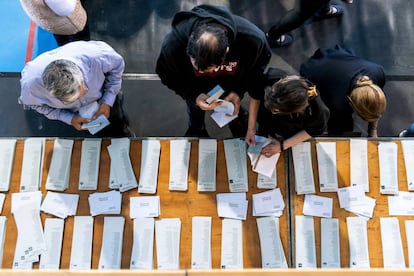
[184,127,210,138]
[267,34,293,48]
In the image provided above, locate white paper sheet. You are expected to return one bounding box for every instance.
[223,138,248,192]
[292,142,315,195]
[295,215,316,268]
[321,218,340,268]
[303,194,333,218]
[20,138,45,192]
[221,218,243,269]
[378,142,399,195]
[130,217,155,269]
[350,139,369,192]
[257,170,277,189]
[40,191,79,219]
[210,100,238,127]
[380,217,405,268]
[197,139,217,192]
[130,196,160,218]
[0,139,16,191]
[79,138,101,190]
[0,217,7,268]
[69,216,94,270]
[155,218,181,270]
[98,216,125,269]
[405,220,414,268]
[169,140,191,191]
[247,136,279,178]
[402,140,414,191]
[39,218,64,269]
[45,138,73,191]
[316,142,338,192]
[388,191,414,216]
[252,188,285,217]
[347,217,370,268]
[138,140,161,194]
[217,193,248,220]
[88,190,122,216]
[191,216,212,269]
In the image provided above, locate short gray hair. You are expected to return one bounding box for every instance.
[42,59,84,102]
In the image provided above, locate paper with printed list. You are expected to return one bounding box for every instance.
[191,216,212,269]
[0,216,7,268]
[169,139,191,191]
[130,196,160,218]
[0,139,16,191]
[39,218,64,270]
[221,218,243,269]
[347,217,370,268]
[216,192,248,220]
[316,142,338,192]
[401,140,414,191]
[223,138,248,192]
[321,218,340,268]
[405,220,414,268]
[350,139,369,192]
[303,194,333,218]
[130,217,155,269]
[107,138,138,192]
[337,186,375,218]
[45,138,73,191]
[138,140,161,194]
[295,215,316,268]
[256,216,287,268]
[378,142,399,194]
[292,142,315,194]
[98,216,125,270]
[78,138,101,190]
[20,138,45,192]
[197,139,217,192]
[380,217,405,268]
[69,216,94,270]
[155,218,181,270]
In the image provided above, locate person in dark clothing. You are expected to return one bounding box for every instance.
[267,0,343,48]
[300,45,386,137]
[246,74,330,157]
[156,4,271,137]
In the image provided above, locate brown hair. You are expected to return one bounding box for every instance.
[349,76,386,122]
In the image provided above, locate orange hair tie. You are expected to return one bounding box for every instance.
[308,86,318,97]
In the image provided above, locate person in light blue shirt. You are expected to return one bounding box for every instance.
[19,40,132,136]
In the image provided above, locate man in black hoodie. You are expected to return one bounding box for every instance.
[156,4,271,137]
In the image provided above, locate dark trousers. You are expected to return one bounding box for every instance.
[267,0,331,39]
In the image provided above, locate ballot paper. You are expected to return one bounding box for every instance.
[81,114,110,135]
[295,215,316,268]
[337,185,366,209]
[169,139,191,191]
[388,191,414,216]
[405,220,414,268]
[130,196,160,218]
[350,139,369,192]
[316,142,338,192]
[380,217,405,268]
[247,135,279,178]
[221,218,243,269]
[321,218,340,268]
[0,139,16,191]
[40,191,79,219]
[108,138,129,190]
[39,218,64,270]
[210,100,238,128]
[347,217,370,268]
[292,142,315,194]
[45,139,74,191]
[98,216,125,269]
[88,190,122,216]
[155,218,181,270]
[198,139,217,192]
[216,192,248,220]
[20,138,45,192]
[78,138,101,190]
[69,216,94,270]
[256,217,287,268]
[303,194,333,218]
[107,138,138,192]
[78,101,99,119]
[206,84,225,104]
[130,217,155,269]
[0,217,6,268]
[378,142,399,195]
[191,216,212,269]
[0,194,5,214]
[401,140,414,191]
[223,138,248,192]
[257,170,277,189]
[11,190,42,214]
[138,140,161,194]
[252,188,284,217]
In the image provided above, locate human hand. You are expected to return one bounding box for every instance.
[245,128,256,146]
[223,92,240,116]
[261,137,282,157]
[71,115,90,131]
[93,103,110,119]
[196,93,222,111]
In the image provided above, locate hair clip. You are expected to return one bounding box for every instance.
[307,86,318,97]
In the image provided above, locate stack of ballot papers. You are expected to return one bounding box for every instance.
[378,142,399,195]
[45,139,74,191]
[107,138,138,192]
[138,140,161,194]
[130,196,160,218]
[247,135,279,178]
[39,218,64,270]
[206,84,225,104]
[252,188,285,217]
[197,139,217,192]
[88,190,122,216]
[0,139,16,191]
[292,142,315,195]
[0,216,7,268]
[210,100,238,128]
[401,140,414,191]
[221,218,243,269]
[337,186,376,219]
[78,139,101,190]
[19,138,45,192]
[70,216,94,270]
[11,191,46,269]
[81,114,110,135]
[169,139,191,191]
[130,217,155,269]
[303,194,333,218]
[223,139,248,192]
[191,216,212,269]
[98,217,125,269]
[388,191,414,215]
[216,193,248,220]
[155,218,181,270]
[40,191,79,219]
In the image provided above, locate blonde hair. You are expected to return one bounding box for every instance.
[349,76,386,122]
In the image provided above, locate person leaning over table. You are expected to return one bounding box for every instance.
[19,40,133,137]
[245,74,330,157]
[156,4,271,138]
[300,45,386,137]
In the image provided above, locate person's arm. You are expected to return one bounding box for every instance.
[98,49,125,107]
[245,98,260,145]
[261,130,312,156]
